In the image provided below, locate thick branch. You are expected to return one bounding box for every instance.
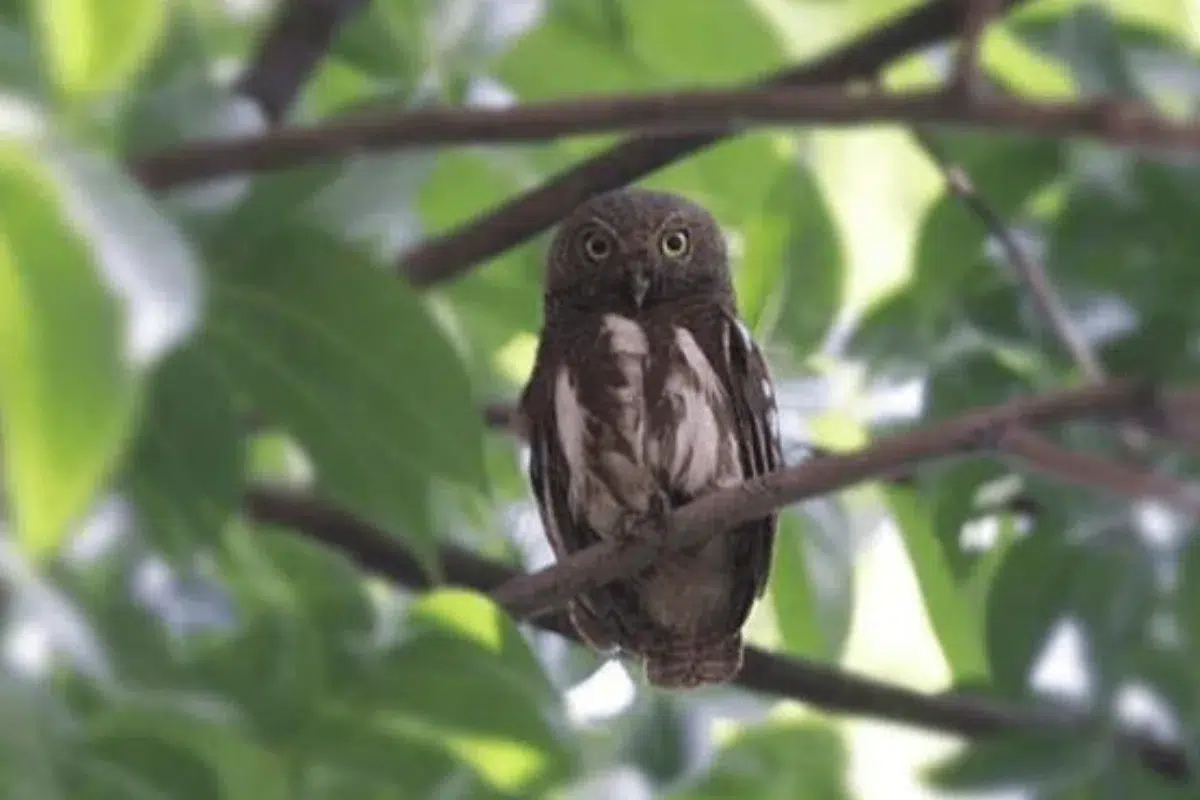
[132,88,1183,191]
[491,381,1160,619]
[236,0,369,124]
[243,487,1186,782]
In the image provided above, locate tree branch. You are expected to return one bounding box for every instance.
[235,0,369,124]
[393,0,1029,287]
[132,87,1185,192]
[491,381,1168,620]
[243,487,1187,782]
[998,427,1200,510]
[951,0,1003,97]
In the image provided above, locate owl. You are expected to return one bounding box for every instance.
[519,187,783,689]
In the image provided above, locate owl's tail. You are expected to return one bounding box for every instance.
[643,634,743,689]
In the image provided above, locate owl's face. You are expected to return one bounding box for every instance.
[545,188,732,315]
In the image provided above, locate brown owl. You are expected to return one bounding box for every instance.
[519,187,783,689]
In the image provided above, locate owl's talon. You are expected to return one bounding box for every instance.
[614,491,673,561]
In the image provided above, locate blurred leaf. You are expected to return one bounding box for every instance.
[348,589,575,794]
[986,532,1074,697]
[36,0,166,98]
[123,346,242,558]
[616,0,783,84]
[497,0,645,98]
[676,723,850,800]
[987,525,1156,699]
[887,487,989,682]
[926,730,1107,792]
[742,160,843,357]
[297,707,499,799]
[770,507,854,662]
[620,695,691,786]
[0,677,65,798]
[83,692,289,800]
[48,147,204,364]
[0,146,138,555]
[204,227,487,569]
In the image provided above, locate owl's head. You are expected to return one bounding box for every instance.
[544,188,733,314]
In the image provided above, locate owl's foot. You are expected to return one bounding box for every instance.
[643,633,744,689]
[614,491,673,557]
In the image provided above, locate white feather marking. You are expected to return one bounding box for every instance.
[554,366,589,511]
[667,328,741,492]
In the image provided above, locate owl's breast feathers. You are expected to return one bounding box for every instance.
[524,305,781,658]
[553,312,743,532]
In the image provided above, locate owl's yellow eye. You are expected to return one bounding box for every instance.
[580,230,613,262]
[660,229,689,258]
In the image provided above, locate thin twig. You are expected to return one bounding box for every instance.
[243,487,1187,782]
[491,381,1162,620]
[132,88,1180,191]
[236,0,369,124]
[911,129,1106,380]
[998,427,1200,512]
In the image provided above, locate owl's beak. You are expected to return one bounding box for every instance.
[630,266,651,309]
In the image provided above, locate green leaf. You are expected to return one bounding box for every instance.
[123,345,242,558]
[0,146,138,555]
[347,589,575,795]
[36,0,167,98]
[925,731,1107,792]
[886,487,989,682]
[676,723,850,800]
[0,677,66,798]
[204,227,487,569]
[985,532,1073,696]
[986,526,1155,699]
[83,692,289,800]
[497,1,646,99]
[741,160,843,357]
[616,0,784,85]
[769,508,854,662]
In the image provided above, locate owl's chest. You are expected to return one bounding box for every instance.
[556,313,741,498]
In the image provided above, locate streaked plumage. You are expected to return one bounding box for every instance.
[521,188,782,688]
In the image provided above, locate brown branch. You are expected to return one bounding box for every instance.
[131,88,1186,192]
[998,427,1200,511]
[235,0,369,124]
[243,486,1187,782]
[395,0,1027,286]
[491,381,1163,620]
[951,0,1003,98]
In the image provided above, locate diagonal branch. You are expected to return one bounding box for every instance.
[243,487,1187,782]
[491,381,1162,620]
[998,427,1200,510]
[133,88,1187,191]
[236,0,370,124]
[395,0,1030,288]
[911,128,1107,380]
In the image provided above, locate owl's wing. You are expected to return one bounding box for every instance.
[693,310,784,600]
[521,366,597,564]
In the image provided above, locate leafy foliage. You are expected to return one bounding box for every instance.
[1,0,1199,797]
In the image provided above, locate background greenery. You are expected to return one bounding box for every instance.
[2,0,1200,796]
